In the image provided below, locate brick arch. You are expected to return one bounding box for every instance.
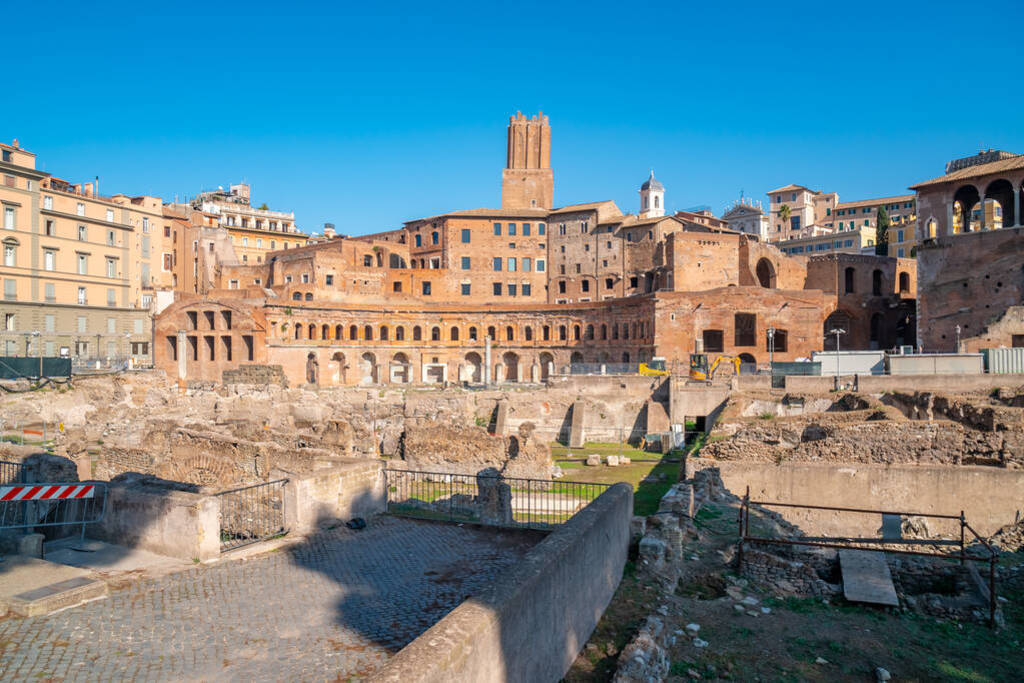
[155,452,245,488]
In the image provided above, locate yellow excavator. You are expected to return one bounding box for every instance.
[689,354,741,382]
[638,357,670,376]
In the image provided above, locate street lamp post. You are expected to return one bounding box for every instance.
[829,327,846,390]
[954,324,961,353]
[767,326,776,370]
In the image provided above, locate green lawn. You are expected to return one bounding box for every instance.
[553,440,697,516]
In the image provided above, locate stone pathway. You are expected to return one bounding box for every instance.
[0,517,535,681]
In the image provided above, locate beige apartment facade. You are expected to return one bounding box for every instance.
[766,184,838,240]
[190,183,308,265]
[825,194,916,257]
[0,140,162,365]
[775,225,875,256]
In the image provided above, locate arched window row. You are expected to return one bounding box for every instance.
[277,319,653,344]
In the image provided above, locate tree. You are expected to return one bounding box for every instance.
[778,204,791,234]
[875,205,890,255]
[257,202,269,211]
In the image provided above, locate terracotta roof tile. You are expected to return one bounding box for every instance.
[910,155,1024,190]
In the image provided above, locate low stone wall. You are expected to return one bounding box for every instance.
[274,459,386,534]
[688,458,1024,537]
[91,474,220,562]
[739,548,840,598]
[222,364,289,387]
[376,482,633,683]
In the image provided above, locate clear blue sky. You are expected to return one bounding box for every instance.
[6,1,1022,235]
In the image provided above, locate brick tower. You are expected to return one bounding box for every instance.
[501,112,553,209]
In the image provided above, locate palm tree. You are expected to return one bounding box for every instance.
[778,204,791,234]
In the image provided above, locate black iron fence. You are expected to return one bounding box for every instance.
[737,489,999,626]
[0,460,25,484]
[385,468,611,530]
[0,461,26,527]
[215,479,288,552]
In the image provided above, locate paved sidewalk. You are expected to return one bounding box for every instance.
[0,517,535,681]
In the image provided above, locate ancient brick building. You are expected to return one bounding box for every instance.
[152,112,914,386]
[911,150,1024,351]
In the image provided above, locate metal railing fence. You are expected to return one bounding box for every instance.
[736,488,999,626]
[0,461,26,527]
[0,481,108,540]
[568,362,641,376]
[214,479,288,552]
[0,460,25,484]
[385,468,611,530]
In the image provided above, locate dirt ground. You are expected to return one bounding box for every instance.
[568,499,1024,682]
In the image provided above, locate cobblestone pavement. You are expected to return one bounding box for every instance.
[0,517,536,681]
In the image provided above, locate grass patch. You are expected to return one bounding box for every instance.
[551,441,684,516]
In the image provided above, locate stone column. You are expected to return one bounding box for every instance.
[1013,187,1020,227]
[176,330,187,381]
[979,198,987,231]
[946,201,954,236]
[484,336,492,385]
[477,467,513,526]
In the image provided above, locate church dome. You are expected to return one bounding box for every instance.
[641,170,663,192]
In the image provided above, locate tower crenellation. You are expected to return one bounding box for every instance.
[501,111,553,209]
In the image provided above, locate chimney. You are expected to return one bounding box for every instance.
[11,139,19,149]
[83,182,94,197]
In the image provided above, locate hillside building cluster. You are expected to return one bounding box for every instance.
[1,115,1021,385]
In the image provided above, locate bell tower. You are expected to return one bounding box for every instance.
[501,111,553,210]
[639,170,665,218]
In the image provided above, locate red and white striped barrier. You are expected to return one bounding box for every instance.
[0,484,95,501]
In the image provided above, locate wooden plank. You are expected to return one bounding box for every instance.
[839,549,899,606]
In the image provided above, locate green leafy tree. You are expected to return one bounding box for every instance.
[778,204,791,234]
[875,205,890,255]
[257,202,269,210]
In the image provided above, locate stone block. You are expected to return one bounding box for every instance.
[606,455,620,467]
[585,454,601,466]
[638,536,667,565]
[17,533,43,558]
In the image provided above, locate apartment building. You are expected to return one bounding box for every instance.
[0,140,165,363]
[776,225,875,256]
[825,194,916,257]
[767,182,918,257]
[766,184,839,240]
[190,183,308,264]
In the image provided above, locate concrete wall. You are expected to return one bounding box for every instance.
[275,459,386,534]
[92,475,220,561]
[670,378,730,426]
[812,350,885,376]
[888,354,984,375]
[687,458,1024,537]
[376,482,633,683]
